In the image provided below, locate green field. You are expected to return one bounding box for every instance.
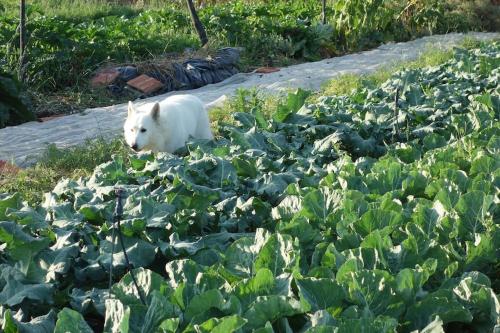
[0,40,499,332]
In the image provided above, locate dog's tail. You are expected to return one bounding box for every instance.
[205,95,228,111]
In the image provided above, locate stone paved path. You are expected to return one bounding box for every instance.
[1,32,498,166]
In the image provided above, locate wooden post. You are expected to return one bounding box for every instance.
[321,0,327,24]
[19,0,26,82]
[186,0,208,46]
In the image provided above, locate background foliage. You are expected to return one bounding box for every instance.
[0,0,498,92]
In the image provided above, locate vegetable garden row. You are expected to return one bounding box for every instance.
[0,42,499,332]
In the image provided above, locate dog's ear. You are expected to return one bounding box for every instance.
[127,101,135,118]
[151,102,160,122]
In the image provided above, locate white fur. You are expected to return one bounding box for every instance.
[124,95,213,153]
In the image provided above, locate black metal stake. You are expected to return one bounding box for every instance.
[108,187,146,305]
[108,223,117,294]
[394,88,400,141]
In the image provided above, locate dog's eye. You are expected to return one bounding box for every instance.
[140,128,146,133]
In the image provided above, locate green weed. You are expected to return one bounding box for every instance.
[0,138,130,205]
[209,88,282,135]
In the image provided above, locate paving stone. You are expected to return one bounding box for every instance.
[255,67,280,74]
[127,74,164,94]
[90,69,120,87]
[38,114,66,122]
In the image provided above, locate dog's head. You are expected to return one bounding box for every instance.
[123,101,160,152]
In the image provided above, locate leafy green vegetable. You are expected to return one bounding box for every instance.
[54,308,93,333]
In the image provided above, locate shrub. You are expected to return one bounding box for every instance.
[442,0,500,32]
[0,71,35,128]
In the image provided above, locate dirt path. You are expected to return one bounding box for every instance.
[1,32,498,166]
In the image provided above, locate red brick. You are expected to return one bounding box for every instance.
[127,74,164,94]
[90,69,120,87]
[255,67,280,74]
[38,114,65,122]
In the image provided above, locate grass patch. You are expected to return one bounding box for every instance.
[209,88,282,135]
[2,0,170,19]
[0,138,130,205]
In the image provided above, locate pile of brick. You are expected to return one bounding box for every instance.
[90,48,241,96]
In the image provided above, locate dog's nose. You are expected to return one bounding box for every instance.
[131,144,138,151]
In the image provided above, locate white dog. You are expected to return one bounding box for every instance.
[124,95,213,153]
